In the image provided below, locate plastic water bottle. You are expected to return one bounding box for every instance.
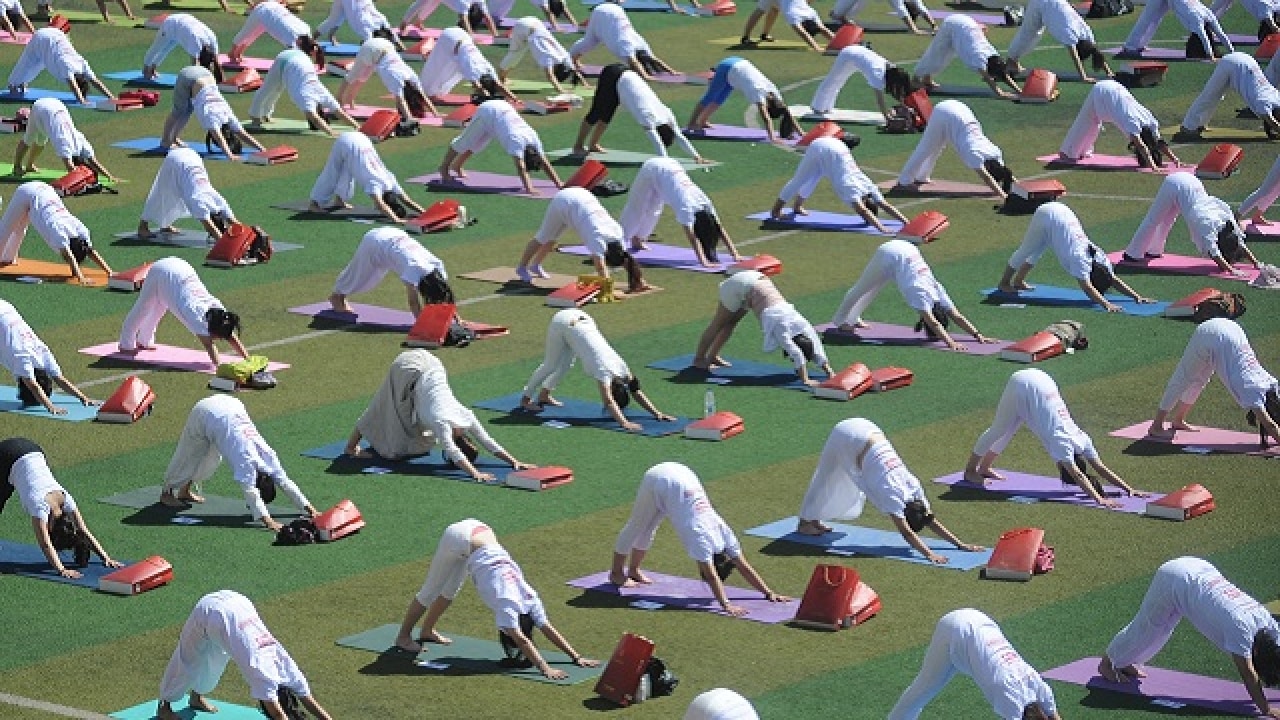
[704,389,716,418]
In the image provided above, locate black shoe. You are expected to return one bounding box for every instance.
[1115,48,1144,59]
[759,33,775,41]
[1173,126,1203,142]
[738,36,757,46]
[1144,252,1163,259]
[1121,253,1143,263]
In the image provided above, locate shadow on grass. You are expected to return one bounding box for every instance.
[564,590,635,611]
[657,367,797,387]
[1118,439,1208,457]
[1076,686,1226,717]
[754,539,851,559]
[118,504,262,529]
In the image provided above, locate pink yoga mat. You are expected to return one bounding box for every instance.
[817,321,1010,356]
[79,343,290,375]
[1107,252,1261,282]
[399,26,496,44]
[407,171,559,198]
[217,55,276,71]
[566,571,798,624]
[1043,657,1280,716]
[288,302,415,329]
[0,32,31,45]
[344,104,445,126]
[933,470,1158,514]
[1245,222,1280,237]
[1036,153,1194,175]
[877,178,998,198]
[1109,421,1279,457]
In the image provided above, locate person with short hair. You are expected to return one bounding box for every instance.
[500,16,587,95]
[1005,0,1112,82]
[687,57,801,144]
[329,226,453,317]
[569,2,677,79]
[228,0,314,63]
[249,45,357,135]
[612,462,793,616]
[1059,79,1182,169]
[0,181,110,286]
[889,608,1062,719]
[1118,0,1233,58]
[772,135,910,234]
[118,256,249,369]
[337,37,436,121]
[570,68,705,161]
[1098,557,1280,718]
[1122,172,1260,276]
[913,15,1021,99]
[167,70,265,158]
[138,147,238,241]
[345,351,535,480]
[964,368,1147,507]
[619,157,738,267]
[1178,52,1280,140]
[310,131,426,223]
[827,0,935,34]
[810,45,910,121]
[158,590,334,720]
[401,0,498,36]
[692,270,834,385]
[7,26,116,105]
[0,437,120,579]
[515,186,651,292]
[317,0,400,46]
[895,99,1017,199]
[142,13,222,82]
[0,0,35,41]
[13,98,116,181]
[394,519,598,680]
[0,299,98,414]
[437,99,561,196]
[419,26,519,103]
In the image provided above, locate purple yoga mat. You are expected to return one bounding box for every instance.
[817,322,1010,356]
[287,302,415,330]
[407,171,559,198]
[1107,252,1261,282]
[933,470,1158,514]
[1036,153,1195,175]
[566,571,797,624]
[1043,657,1280,717]
[933,9,1006,23]
[1102,47,1197,60]
[877,178,998,198]
[79,343,290,375]
[557,243,740,273]
[1245,222,1280,237]
[1226,33,1261,46]
[1109,421,1279,457]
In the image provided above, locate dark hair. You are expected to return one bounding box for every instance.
[476,73,501,99]
[885,66,913,102]
[1216,224,1247,263]
[635,49,662,76]
[1133,127,1165,166]
[17,369,53,407]
[1255,630,1280,687]
[841,133,862,150]
[198,46,225,84]
[382,191,408,218]
[498,612,537,668]
[466,2,486,28]
[1075,40,1106,71]
[655,123,676,148]
[692,209,721,262]
[1086,245,1113,295]
[552,62,573,84]
[522,145,544,172]
[261,687,309,720]
[72,73,91,98]
[1059,453,1103,496]
[791,333,816,363]
[1022,703,1050,720]
[206,307,242,340]
[861,193,880,216]
[372,25,395,43]
[983,158,1014,193]
[609,376,640,409]
[49,513,91,567]
[903,499,934,533]
[913,303,950,339]
[765,94,785,120]
[207,123,243,156]
[68,236,90,264]
[800,17,823,35]
[255,471,277,505]
[605,242,647,292]
[209,211,229,236]
[712,551,735,580]
[417,269,455,305]
[404,81,429,118]
[548,0,566,16]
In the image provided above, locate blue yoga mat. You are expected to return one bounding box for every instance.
[301,440,515,483]
[746,210,903,235]
[981,286,1171,316]
[472,393,691,436]
[0,88,108,104]
[319,41,362,56]
[646,354,819,391]
[112,698,264,719]
[0,385,99,422]
[111,137,256,160]
[745,517,993,570]
[0,539,124,588]
[102,70,178,87]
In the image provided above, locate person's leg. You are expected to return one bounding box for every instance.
[118,276,169,351]
[1120,0,1169,52]
[798,421,869,533]
[970,373,1025,467]
[309,141,350,209]
[161,404,221,504]
[611,475,663,585]
[1239,154,1280,220]
[6,40,43,90]
[520,312,573,406]
[331,234,388,306]
[911,22,955,82]
[1151,328,1214,435]
[1124,175,1181,259]
[887,610,964,720]
[777,145,824,212]
[1006,0,1045,63]
[248,61,285,121]
[1003,207,1052,289]
[693,303,740,367]
[897,119,947,185]
[1059,85,1103,159]
[810,52,857,114]
[618,164,662,247]
[1181,58,1233,131]
[1103,558,1195,678]
[830,245,892,328]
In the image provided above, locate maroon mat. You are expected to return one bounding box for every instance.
[407,171,559,198]
[817,321,1010,355]
[566,571,797,624]
[1043,657,1280,717]
[933,470,1158,514]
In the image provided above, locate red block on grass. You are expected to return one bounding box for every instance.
[1146,484,1215,520]
[985,527,1046,581]
[812,362,872,400]
[595,633,655,707]
[825,24,864,55]
[684,411,744,441]
[99,555,172,595]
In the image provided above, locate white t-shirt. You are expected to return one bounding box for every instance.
[1233,53,1280,117]
[1041,0,1092,45]
[200,395,286,491]
[25,182,88,254]
[1036,202,1107,281]
[759,304,828,370]
[503,17,570,71]
[25,98,92,161]
[618,71,676,131]
[473,100,542,157]
[276,48,338,114]
[727,59,779,106]
[946,15,999,73]
[193,85,242,134]
[878,240,955,314]
[1193,319,1278,410]
[1091,80,1158,137]
[1172,558,1280,657]
[457,38,497,82]
[12,451,76,521]
[196,590,311,701]
[467,543,549,630]
[949,609,1060,720]
[855,438,925,518]
[777,0,819,25]
[536,187,623,255]
[410,352,506,464]
[250,0,312,46]
[935,100,1002,170]
[342,132,399,196]
[159,13,218,58]
[0,300,60,381]
[1185,197,1240,259]
[149,257,223,337]
[365,227,445,286]
[642,157,711,227]
[172,149,232,221]
[559,310,632,384]
[1010,368,1096,463]
[808,137,880,206]
[649,464,741,563]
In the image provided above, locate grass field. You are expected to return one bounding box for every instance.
[0,0,1278,717]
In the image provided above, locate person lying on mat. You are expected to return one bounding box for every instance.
[889,608,1062,720]
[964,368,1148,507]
[797,418,984,562]
[1117,0,1232,59]
[570,1,678,80]
[620,157,739,267]
[347,350,535,481]
[228,0,316,64]
[772,136,910,235]
[7,26,117,105]
[500,17,588,96]
[685,688,760,720]
[420,28,520,103]
[402,0,498,37]
[831,239,990,351]
[248,45,358,135]
[810,47,912,121]
[569,67,707,163]
[1005,0,1112,83]
[828,0,936,35]
[0,0,35,41]
[912,15,1021,99]
[736,0,834,51]
[118,256,248,368]
[693,270,834,385]
[1148,318,1280,447]
[0,437,120,578]
[187,76,267,159]
[1098,557,1280,718]
[13,98,117,181]
[164,395,319,531]
[1058,79,1183,169]
[999,202,1155,313]
[0,299,98,414]
[687,57,801,144]
[519,308,673,431]
[437,99,562,196]
[1240,153,1280,227]
[516,187,652,293]
[1122,172,1260,276]
[142,13,223,82]
[0,181,112,286]
[158,590,335,720]
[138,148,239,241]
[895,100,1018,199]
[310,131,426,223]
[317,0,401,48]
[1177,52,1279,140]
[612,462,792,616]
[331,227,456,316]
[395,519,599,679]
[337,37,436,121]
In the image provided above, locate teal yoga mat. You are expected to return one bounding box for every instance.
[112,697,265,719]
[97,484,302,522]
[300,440,515,482]
[0,385,99,421]
[472,392,691,436]
[745,517,993,570]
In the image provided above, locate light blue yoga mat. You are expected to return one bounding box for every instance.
[319,41,362,56]
[111,137,256,159]
[747,210,903,235]
[0,539,125,588]
[646,354,820,391]
[745,516,993,570]
[0,87,108,104]
[112,698,264,719]
[102,70,177,87]
[301,440,515,483]
[981,286,1171,316]
[472,392,690,436]
[0,385,99,421]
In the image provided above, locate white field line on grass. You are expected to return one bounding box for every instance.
[0,691,113,719]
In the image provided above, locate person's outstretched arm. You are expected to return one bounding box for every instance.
[975,164,1008,199]
[73,511,121,567]
[731,553,791,602]
[924,516,983,552]
[33,517,79,577]
[1232,653,1280,718]
[890,515,949,563]
[632,388,673,422]
[1087,456,1148,497]
[53,375,98,407]
[697,559,746,615]
[598,381,640,431]
[502,626,566,679]
[538,622,599,669]
[1109,275,1154,304]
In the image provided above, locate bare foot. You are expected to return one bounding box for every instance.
[328,293,353,313]
[538,394,563,407]
[793,206,809,216]
[710,355,731,367]
[964,468,1004,484]
[608,571,638,587]
[1099,655,1131,683]
[627,570,653,584]
[1146,424,1176,441]
[188,692,218,713]
[1170,421,1196,432]
[796,519,831,535]
[588,143,604,153]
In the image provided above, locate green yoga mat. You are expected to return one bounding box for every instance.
[0,162,119,186]
[335,624,602,685]
[112,697,263,719]
[505,79,595,98]
[98,484,302,523]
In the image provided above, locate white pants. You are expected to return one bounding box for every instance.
[415,518,487,604]
[618,161,667,242]
[913,19,965,78]
[159,597,237,702]
[0,183,40,265]
[1240,154,1280,219]
[7,32,59,88]
[1060,83,1122,159]
[403,0,478,27]
[1121,0,1169,50]
[141,152,226,228]
[896,103,967,185]
[613,469,670,554]
[309,133,364,204]
[830,243,896,326]
[162,400,229,492]
[520,310,579,398]
[1182,53,1253,131]
[233,6,308,52]
[798,417,875,522]
[1123,173,1201,258]
[1007,0,1046,59]
[810,51,874,114]
[684,689,759,720]
[1105,557,1214,669]
[144,22,217,69]
[888,608,988,720]
[419,39,466,97]
[1007,203,1062,270]
[332,233,401,296]
[317,0,389,41]
[118,260,200,351]
[248,57,289,119]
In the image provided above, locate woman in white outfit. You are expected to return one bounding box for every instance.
[999,202,1154,312]
[1098,557,1280,718]
[1122,172,1260,275]
[1118,0,1233,57]
[228,0,314,63]
[518,308,673,430]
[157,590,334,720]
[692,270,834,384]
[1178,52,1280,139]
[772,136,910,234]
[1211,0,1280,36]
[118,256,248,368]
[620,157,740,266]
[393,519,599,679]
[0,437,120,579]
[6,27,115,105]
[142,13,221,81]
[738,0,833,51]
[163,395,318,531]
[515,186,650,292]
[138,147,237,241]
[912,15,1021,99]
[569,68,705,162]
[13,97,116,180]
[0,300,97,414]
[611,462,792,616]
[895,100,1016,199]
[337,37,436,121]
[810,45,909,120]
[0,181,110,286]
[570,2,675,79]
[189,80,267,158]
[437,99,561,196]
[0,0,35,41]
[1005,0,1112,82]
[329,227,451,316]
[687,57,800,144]
[889,608,1061,720]
[317,0,398,46]
[1239,154,1280,225]
[827,0,935,34]
[1148,318,1280,446]
[963,368,1147,507]
[499,16,586,94]
[249,46,356,135]
[1059,79,1182,169]
[346,350,534,480]
[832,239,990,351]
[685,689,760,720]
[798,418,984,562]
[401,0,498,36]
[309,131,425,223]
[419,27,517,102]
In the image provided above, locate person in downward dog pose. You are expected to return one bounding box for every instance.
[772,135,910,234]
[912,15,1021,99]
[1058,79,1183,169]
[0,181,111,286]
[118,256,248,369]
